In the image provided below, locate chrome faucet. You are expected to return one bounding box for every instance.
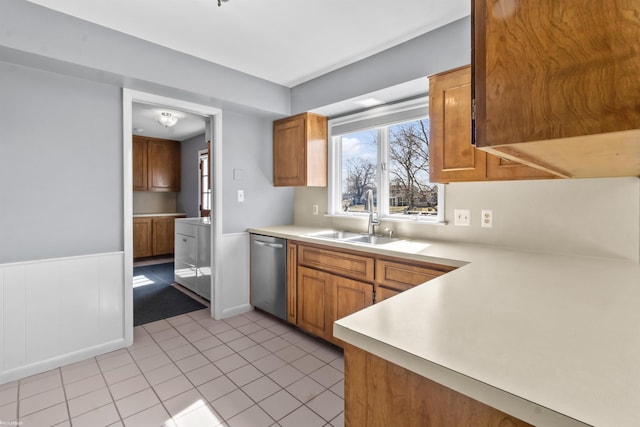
[366,189,380,236]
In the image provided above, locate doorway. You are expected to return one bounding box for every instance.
[122,89,223,346]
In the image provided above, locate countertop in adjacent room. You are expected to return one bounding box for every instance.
[133,213,187,217]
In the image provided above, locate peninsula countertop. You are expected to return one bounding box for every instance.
[248,225,640,427]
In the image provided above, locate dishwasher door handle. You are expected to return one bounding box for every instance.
[253,240,284,249]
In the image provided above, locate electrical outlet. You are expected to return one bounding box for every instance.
[313,205,319,215]
[454,209,471,226]
[237,189,244,203]
[481,210,493,228]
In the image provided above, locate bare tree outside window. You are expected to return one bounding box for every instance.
[343,158,376,211]
[341,130,377,212]
[388,119,437,216]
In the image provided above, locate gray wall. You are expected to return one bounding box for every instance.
[0,61,122,263]
[0,0,301,266]
[295,178,640,262]
[291,16,471,113]
[177,133,207,218]
[221,110,294,233]
[0,0,290,117]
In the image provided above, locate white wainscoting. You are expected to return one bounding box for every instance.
[220,233,252,319]
[0,252,125,384]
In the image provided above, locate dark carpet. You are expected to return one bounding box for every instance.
[133,262,207,326]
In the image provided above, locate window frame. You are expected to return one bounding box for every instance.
[327,98,445,224]
[198,148,211,217]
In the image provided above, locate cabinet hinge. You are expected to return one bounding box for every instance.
[471,98,476,121]
[471,98,477,147]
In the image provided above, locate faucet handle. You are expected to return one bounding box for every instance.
[384,228,393,237]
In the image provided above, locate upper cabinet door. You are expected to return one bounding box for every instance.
[273,112,327,187]
[473,0,640,178]
[132,137,148,191]
[147,139,181,192]
[429,66,487,182]
[274,115,307,186]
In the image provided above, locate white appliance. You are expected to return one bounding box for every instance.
[175,218,211,300]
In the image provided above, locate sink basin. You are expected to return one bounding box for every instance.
[344,235,399,245]
[307,230,400,246]
[307,230,361,240]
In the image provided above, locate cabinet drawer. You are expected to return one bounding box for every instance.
[175,222,196,238]
[298,244,374,282]
[376,258,453,291]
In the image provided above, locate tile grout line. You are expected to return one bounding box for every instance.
[15,308,345,427]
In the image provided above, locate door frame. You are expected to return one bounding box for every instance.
[122,89,223,345]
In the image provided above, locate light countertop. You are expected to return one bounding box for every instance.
[175,217,211,226]
[133,213,186,218]
[249,225,640,427]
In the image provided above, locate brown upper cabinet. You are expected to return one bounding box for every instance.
[429,66,553,183]
[273,112,328,187]
[133,136,181,192]
[472,0,640,178]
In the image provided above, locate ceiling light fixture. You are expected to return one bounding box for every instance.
[158,112,178,128]
[217,0,229,6]
[355,97,384,108]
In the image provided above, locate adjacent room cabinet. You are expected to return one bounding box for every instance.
[133,136,181,192]
[273,112,328,187]
[287,241,454,347]
[132,217,153,258]
[133,215,185,259]
[429,66,553,183]
[472,0,640,178]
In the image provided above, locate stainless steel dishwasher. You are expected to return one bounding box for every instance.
[250,234,287,320]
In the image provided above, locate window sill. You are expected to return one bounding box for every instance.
[326,212,446,226]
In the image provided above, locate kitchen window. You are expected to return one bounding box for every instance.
[327,98,443,223]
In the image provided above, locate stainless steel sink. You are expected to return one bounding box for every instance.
[307,230,400,246]
[344,235,399,245]
[307,230,361,240]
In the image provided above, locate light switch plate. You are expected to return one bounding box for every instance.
[237,189,244,203]
[454,209,471,226]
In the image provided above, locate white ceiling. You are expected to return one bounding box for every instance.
[132,102,206,141]
[24,0,470,87]
[25,0,469,138]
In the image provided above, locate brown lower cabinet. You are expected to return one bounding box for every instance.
[133,218,153,258]
[287,241,454,346]
[344,344,533,427]
[133,215,185,259]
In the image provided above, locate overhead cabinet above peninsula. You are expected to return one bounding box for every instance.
[429,66,553,183]
[273,112,327,187]
[133,136,181,192]
[472,0,640,178]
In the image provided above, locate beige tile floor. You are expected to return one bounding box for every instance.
[0,309,345,427]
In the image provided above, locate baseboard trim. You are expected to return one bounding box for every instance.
[0,338,127,385]
[221,304,253,319]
